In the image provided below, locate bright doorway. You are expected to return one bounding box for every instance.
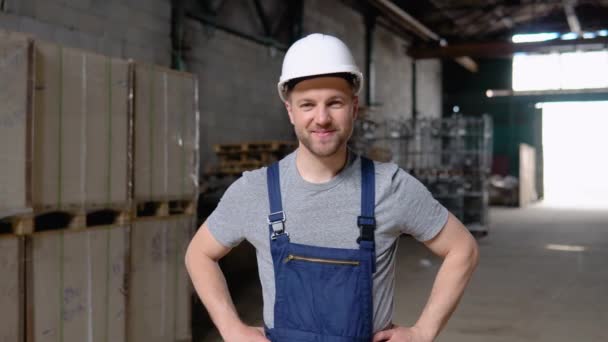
[541,101,608,209]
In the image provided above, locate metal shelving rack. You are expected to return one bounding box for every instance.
[351,115,493,236]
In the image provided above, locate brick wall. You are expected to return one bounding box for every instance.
[0,0,171,65]
[184,20,293,170]
[374,25,414,120]
[0,0,443,173]
[416,59,442,118]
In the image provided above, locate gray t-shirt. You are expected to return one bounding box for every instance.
[207,150,448,332]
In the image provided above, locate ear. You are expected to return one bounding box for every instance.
[352,96,359,121]
[285,100,295,125]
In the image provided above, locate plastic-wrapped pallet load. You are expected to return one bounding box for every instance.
[27,226,128,342]
[519,143,537,207]
[0,235,24,342]
[129,215,194,342]
[133,63,199,204]
[0,30,33,217]
[32,40,129,211]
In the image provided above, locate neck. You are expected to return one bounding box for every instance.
[295,145,349,184]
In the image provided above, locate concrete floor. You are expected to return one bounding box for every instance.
[198,205,608,341]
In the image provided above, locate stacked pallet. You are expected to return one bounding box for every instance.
[27,226,128,342]
[1,31,130,235]
[0,35,30,339]
[0,30,31,220]
[0,31,130,342]
[213,141,297,175]
[129,62,198,342]
[0,29,198,342]
[0,235,24,342]
[129,216,194,342]
[133,63,199,216]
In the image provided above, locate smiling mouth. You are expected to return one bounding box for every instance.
[312,130,336,137]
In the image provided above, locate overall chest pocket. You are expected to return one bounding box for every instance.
[275,252,368,338]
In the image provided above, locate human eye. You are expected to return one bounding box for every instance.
[329,100,344,108]
[300,102,314,110]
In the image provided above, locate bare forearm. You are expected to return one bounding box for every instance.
[415,241,479,339]
[185,248,243,337]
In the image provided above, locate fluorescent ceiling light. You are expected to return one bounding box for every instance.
[597,29,608,37]
[512,32,559,43]
[545,244,587,252]
[583,32,597,39]
[561,32,579,40]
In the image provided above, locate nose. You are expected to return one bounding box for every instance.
[314,105,332,126]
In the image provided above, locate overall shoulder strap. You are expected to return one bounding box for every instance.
[358,156,377,273]
[267,162,286,239]
[358,156,376,242]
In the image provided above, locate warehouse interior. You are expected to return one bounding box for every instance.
[1,0,607,341]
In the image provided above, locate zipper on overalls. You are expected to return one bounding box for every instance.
[284,254,360,266]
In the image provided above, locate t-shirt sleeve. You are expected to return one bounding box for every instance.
[206,176,250,248]
[391,168,449,242]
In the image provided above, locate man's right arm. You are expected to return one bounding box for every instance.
[185,220,268,342]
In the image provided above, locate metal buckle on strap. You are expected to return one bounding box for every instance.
[268,211,287,240]
[357,216,376,243]
[358,216,376,227]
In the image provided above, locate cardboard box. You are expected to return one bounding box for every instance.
[27,226,128,342]
[128,215,194,342]
[0,235,24,342]
[133,63,198,202]
[32,41,129,211]
[519,143,537,207]
[0,30,33,216]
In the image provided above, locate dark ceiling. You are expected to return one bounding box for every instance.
[184,0,608,63]
[190,1,608,46]
[393,0,608,42]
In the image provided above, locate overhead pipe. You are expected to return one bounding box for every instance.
[486,88,608,98]
[369,0,478,72]
[288,0,304,45]
[364,9,376,106]
[410,36,608,59]
[563,0,583,35]
[412,59,417,120]
[369,0,440,42]
[252,0,271,36]
[171,0,186,70]
[186,12,287,51]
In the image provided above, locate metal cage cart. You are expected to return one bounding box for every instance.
[351,115,493,236]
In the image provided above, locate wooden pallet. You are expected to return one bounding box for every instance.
[134,199,196,218]
[216,160,266,175]
[411,169,466,178]
[210,141,296,176]
[214,141,297,154]
[0,207,130,236]
[217,150,280,166]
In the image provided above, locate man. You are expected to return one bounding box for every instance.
[186,33,479,342]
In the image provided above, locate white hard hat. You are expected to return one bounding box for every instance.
[277,33,363,102]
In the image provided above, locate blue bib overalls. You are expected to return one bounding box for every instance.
[264,157,377,342]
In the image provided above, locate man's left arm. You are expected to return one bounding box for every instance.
[373,212,479,342]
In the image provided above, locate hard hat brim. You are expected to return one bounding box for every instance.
[277,71,363,102]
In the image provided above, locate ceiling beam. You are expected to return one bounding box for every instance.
[486,88,608,97]
[410,36,608,59]
[252,0,271,37]
[186,11,287,51]
[370,0,440,41]
[563,0,583,35]
[368,0,478,72]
